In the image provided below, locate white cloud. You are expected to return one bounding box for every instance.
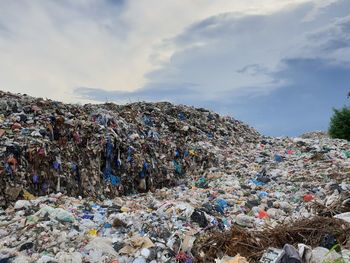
[0,0,337,102]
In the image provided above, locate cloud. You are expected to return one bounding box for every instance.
[0,0,328,103]
[74,0,350,135]
[76,1,349,101]
[1,0,349,135]
[226,58,350,136]
[75,84,198,104]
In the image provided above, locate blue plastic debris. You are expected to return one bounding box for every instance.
[104,223,112,228]
[250,179,266,187]
[215,199,228,214]
[143,115,153,126]
[127,146,133,162]
[207,133,214,139]
[258,191,269,198]
[274,154,283,162]
[53,160,61,170]
[106,139,113,159]
[110,175,120,186]
[173,160,182,174]
[32,174,39,184]
[139,170,145,179]
[178,112,186,120]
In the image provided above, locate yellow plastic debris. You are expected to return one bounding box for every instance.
[216,254,248,263]
[88,229,98,236]
[189,149,197,156]
[23,190,36,200]
[120,207,130,213]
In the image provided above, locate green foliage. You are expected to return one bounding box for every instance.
[329,107,350,140]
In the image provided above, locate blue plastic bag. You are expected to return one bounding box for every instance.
[53,160,61,170]
[274,154,283,162]
[215,199,228,214]
[32,174,39,184]
[110,175,120,186]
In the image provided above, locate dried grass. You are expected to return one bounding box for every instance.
[193,216,350,263]
[313,195,350,217]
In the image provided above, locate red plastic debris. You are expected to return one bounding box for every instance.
[303,194,314,202]
[258,210,269,219]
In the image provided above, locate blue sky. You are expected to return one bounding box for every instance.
[1,0,350,136]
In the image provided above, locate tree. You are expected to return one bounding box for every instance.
[329,107,350,140]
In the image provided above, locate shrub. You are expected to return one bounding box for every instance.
[329,107,350,140]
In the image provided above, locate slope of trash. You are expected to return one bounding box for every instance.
[0,91,350,263]
[0,90,259,206]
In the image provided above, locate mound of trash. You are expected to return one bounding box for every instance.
[0,91,260,206]
[1,91,350,263]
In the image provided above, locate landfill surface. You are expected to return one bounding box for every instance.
[0,91,350,263]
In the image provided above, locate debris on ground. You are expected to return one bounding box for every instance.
[1,91,350,262]
[0,90,259,206]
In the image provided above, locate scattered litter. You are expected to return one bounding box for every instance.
[1,91,350,262]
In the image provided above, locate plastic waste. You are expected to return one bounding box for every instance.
[39,206,75,222]
[310,247,342,263]
[259,248,284,263]
[191,209,208,228]
[334,212,350,223]
[280,244,301,263]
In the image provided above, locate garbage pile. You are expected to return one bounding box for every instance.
[0,91,259,207]
[192,136,350,262]
[1,91,350,263]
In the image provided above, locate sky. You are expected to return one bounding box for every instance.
[1,0,350,136]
